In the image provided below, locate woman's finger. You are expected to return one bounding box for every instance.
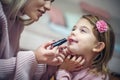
[58,53,66,59]
[56,56,64,63]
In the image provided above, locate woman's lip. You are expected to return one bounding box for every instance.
[37,13,44,19]
[37,10,45,16]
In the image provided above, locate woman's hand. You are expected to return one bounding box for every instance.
[34,41,65,66]
[59,55,85,72]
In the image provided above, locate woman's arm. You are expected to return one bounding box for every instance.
[0,57,16,79]
[0,51,38,80]
[14,51,37,80]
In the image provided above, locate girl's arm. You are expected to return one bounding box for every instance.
[55,56,85,80]
[56,69,72,80]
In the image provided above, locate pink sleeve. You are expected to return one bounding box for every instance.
[91,74,109,80]
[0,51,38,80]
[14,51,37,80]
[56,69,72,80]
[81,73,109,80]
[33,64,46,80]
[0,57,16,78]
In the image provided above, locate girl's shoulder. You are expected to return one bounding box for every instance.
[88,71,109,80]
[73,68,109,80]
[86,68,109,80]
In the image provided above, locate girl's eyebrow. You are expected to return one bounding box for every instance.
[74,25,87,29]
[73,25,88,30]
[81,26,89,30]
[81,26,88,29]
[74,25,89,30]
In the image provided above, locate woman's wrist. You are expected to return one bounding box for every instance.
[34,50,47,64]
[34,50,45,64]
[34,50,39,63]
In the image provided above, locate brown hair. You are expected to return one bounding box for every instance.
[82,14,115,74]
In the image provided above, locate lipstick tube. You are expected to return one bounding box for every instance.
[52,38,67,47]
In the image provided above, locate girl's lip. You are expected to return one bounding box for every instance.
[67,37,78,43]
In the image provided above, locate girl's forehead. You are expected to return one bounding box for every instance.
[78,18,89,23]
[76,18,94,28]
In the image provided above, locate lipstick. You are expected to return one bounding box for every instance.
[52,38,67,47]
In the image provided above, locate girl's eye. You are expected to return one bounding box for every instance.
[80,29,86,33]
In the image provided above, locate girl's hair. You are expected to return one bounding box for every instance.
[82,15,115,74]
[1,0,34,25]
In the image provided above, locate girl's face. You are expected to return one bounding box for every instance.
[23,0,54,21]
[67,18,98,62]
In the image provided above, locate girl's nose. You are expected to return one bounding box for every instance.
[70,31,75,36]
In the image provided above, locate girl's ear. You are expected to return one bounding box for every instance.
[92,42,105,53]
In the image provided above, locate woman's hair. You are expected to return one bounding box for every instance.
[82,15,115,74]
[1,0,54,25]
[1,0,34,25]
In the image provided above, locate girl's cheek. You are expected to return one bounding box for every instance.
[68,46,80,55]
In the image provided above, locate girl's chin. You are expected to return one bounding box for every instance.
[68,46,80,53]
[68,47,85,57]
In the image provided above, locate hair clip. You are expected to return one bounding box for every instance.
[96,20,108,33]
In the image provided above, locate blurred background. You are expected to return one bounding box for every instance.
[20,0,120,78]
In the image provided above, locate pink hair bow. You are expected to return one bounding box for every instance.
[96,20,108,33]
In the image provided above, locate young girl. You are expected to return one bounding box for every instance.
[56,14,115,80]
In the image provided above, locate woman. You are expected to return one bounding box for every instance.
[0,0,65,80]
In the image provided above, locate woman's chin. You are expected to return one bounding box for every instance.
[33,17,39,21]
[31,15,40,21]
